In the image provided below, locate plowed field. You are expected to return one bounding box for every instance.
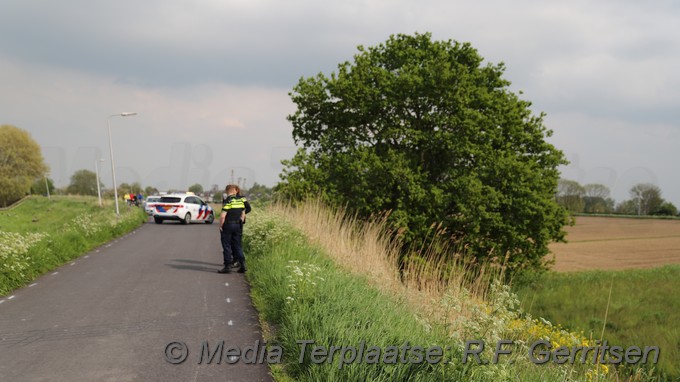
[550,216,680,272]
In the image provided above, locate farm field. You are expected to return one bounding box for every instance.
[550,216,680,272]
[517,215,680,379]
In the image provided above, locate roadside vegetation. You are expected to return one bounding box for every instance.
[243,201,639,381]
[0,196,147,295]
[514,266,680,380]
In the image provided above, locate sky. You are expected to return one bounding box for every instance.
[1,0,678,206]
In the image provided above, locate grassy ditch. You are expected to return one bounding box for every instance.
[0,196,147,295]
[243,203,620,381]
[515,267,680,380]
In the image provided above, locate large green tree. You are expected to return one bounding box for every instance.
[278,33,569,272]
[67,169,100,196]
[0,125,48,206]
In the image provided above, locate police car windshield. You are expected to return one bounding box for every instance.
[159,197,182,203]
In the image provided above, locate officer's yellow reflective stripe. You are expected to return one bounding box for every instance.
[221,198,246,211]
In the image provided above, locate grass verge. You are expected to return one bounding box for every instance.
[0,195,148,295]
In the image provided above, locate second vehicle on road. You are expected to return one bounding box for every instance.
[153,194,215,225]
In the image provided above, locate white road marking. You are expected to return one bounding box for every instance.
[52,272,59,276]
[8,295,15,300]
[105,244,111,248]
[84,255,89,259]
[225,283,229,287]
[0,300,5,304]
[70,262,76,266]
[226,298,231,303]
[29,283,37,287]
[228,320,233,326]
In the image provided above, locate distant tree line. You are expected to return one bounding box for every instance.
[27,171,276,207]
[188,182,274,204]
[27,171,159,201]
[556,179,678,216]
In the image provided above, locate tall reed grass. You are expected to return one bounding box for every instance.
[267,200,502,338]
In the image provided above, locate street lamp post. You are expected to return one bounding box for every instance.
[44,175,51,200]
[107,112,137,215]
[95,158,105,207]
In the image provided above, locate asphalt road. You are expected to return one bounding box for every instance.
[0,219,272,382]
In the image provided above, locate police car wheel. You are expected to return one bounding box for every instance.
[182,212,191,224]
[205,213,214,224]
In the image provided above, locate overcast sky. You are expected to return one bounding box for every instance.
[1,1,678,206]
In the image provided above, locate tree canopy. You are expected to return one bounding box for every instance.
[67,169,100,196]
[245,182,274,204]
[556,179,586,213]
[119,182,142,195]
[629,183,663,215]
[144,186,159,196]
[277,33,569,272]
[31,177,55,196]
[582,183,614,213]
[0,125,48,206]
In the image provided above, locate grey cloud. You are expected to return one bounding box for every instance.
[1,0,679,204]
[0,1,367,88]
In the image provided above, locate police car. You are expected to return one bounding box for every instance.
[152,194,215,224]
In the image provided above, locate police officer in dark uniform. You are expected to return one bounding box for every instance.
[218,184,251,274]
